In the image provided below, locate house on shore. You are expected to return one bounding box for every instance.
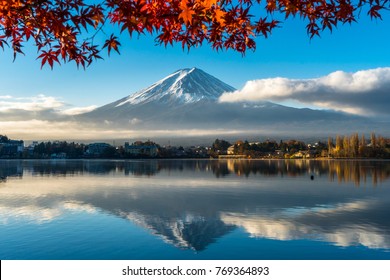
[124,142,158,157]
[0,140,24,158]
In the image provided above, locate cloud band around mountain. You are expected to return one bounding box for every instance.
[0,94,97,120]
[219,67,390,117]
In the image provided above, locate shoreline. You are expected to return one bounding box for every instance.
[1,157,390,161]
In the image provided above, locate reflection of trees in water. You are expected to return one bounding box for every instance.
[213,160,307,177]
[1,159,390,186]
[29,160,87,176]
[122,161,159,176]
[210,161,230,178]
[0,160,161,179]
[0,161,23,182]
[326,160,390,186]
[208,160,390,186]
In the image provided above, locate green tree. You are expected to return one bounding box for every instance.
[327,137,334,157]
[343,136,350,157]
[349,133,359,158]
[335,135,343,157]
[359,134,367,157]
[0,135,9,143]
[371,132,377,148]
[211,139,231,154]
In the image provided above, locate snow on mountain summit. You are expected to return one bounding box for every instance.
[79,67,367,133]
[116,68,236,107]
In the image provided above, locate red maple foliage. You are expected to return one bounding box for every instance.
[0,0,387,68]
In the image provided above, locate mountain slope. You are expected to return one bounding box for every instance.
[80,67,237,123]
[115,67,236,106]
[78,68,370,133]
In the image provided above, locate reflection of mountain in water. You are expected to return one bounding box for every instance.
[118,212,234,251]
[61,167,390,251]
[74,184,242,251]
[2,159,390,253]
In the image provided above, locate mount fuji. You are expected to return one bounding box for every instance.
[115,67,235,106]
[78,68,373,135]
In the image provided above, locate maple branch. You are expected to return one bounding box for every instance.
[1,0,388,68]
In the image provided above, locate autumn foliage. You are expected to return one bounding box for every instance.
[0,0,388,68]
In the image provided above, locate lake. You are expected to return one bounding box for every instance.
[1,159,390,260]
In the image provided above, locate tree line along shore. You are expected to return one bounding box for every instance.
[1,133,390,159]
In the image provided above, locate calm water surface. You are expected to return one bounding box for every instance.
[1,159,390,259]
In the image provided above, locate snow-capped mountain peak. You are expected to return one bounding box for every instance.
[115,68,236,107]
[79,67,368,134]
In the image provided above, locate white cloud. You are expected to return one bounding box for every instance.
[129,118,142,125]
[0,95,12,99]
[61,105,97,115]
[0,118,259,140]
[219,67,390,116]
[221,212,390,249]
[220,199,390,249]
[0,205,63,224]
[0,94,98,121]
[0,94,64,112]
[0,120,129,139]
